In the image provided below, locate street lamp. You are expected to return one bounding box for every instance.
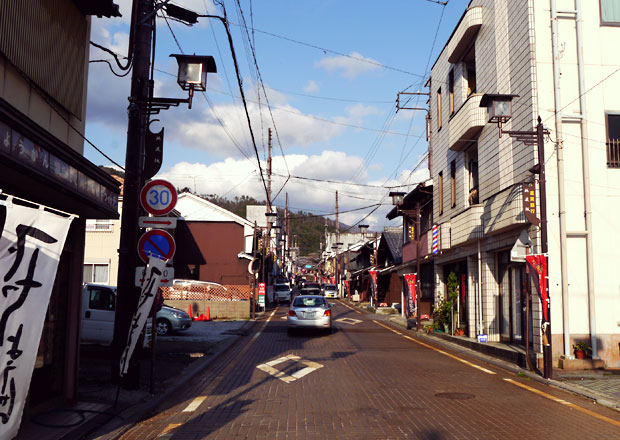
[358,224,369,238]
[480,93,552,379]
[169,54,217,109]
[389,191,405,206]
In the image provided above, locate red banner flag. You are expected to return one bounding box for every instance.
[369,270,377,298]
[526,254,549,323]
[403,273,417,319]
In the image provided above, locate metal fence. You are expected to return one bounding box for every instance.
[607,139,620,168]
[161,284,251,301]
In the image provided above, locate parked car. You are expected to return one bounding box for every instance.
[169,279,227,299]
[274,283,292,303]
[155,305,192,336]
[80,284,190,344]
[322,284,338,298]
[287,295,332,333]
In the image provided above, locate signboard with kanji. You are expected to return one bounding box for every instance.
[522,181,540,225]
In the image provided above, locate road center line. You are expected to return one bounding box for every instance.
[504,378,620,428]
[339,301,362,314]
[182,396,206,412]
[373,320,496,375]
[157,423,182,438]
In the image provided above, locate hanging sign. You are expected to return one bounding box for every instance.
[0,197,73,439]
[403,273,416,318]
[137,229,176,263]
[140,179,177,216]
[522,182,540,226]
[120,256,167,376]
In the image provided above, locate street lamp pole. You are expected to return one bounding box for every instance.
[112,0,154,388]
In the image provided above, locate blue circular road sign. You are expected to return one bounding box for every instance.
[138,229,176,263]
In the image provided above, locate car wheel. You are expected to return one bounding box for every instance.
[156,319,172,336]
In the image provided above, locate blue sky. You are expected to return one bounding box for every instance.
[86,0,469,229]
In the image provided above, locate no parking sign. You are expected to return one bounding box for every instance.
[137,229,176,263]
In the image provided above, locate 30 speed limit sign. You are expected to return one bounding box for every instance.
[140,179,177,215]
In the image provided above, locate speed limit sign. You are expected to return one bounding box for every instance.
[140,179,177,215]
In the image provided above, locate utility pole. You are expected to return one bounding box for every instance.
[267,128,272,210]
[415,202,422,331]
[335,191,339,288]
[112,0,154,389]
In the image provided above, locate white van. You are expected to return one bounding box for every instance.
[80,283,152,346]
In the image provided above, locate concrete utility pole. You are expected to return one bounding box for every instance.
[112,0,154,389]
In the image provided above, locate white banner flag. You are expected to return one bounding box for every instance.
[119,256,166,376]
[0,197,73,440]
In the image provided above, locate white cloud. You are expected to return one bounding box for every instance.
[303,80,319,93]
[315,52,381,80]
[156,150,403,229]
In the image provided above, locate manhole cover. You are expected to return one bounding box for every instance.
[434,392,475,400]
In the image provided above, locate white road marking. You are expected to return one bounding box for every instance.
[182,396,206,412]
[335,318,362,325]
[256,353,323,383]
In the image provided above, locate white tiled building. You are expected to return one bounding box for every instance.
[429,0,620,367]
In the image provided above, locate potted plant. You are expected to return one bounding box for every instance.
[573,341,591,359]
[455,326,466,336]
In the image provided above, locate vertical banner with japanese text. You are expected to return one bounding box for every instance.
[403,274,416,318]
[525,254,549,324]
[368,270,377,301]
[0,198,73,439]
[119,256,166,376]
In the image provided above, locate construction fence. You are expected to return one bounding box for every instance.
[161,284,252,319]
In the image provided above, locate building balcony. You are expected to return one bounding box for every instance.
[450,205,484,246]
[447,6,483,63]
[448,93,486,151]
[483,184,527,236]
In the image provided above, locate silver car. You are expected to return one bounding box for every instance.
[156,305,192,336]
[274,283,292,303]
[322,284,338,298]
[287,295,332,333]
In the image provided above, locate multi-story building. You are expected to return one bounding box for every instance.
[429,1,620,367]
[0,0,121,418]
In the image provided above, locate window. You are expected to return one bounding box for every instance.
[607,113,620,167]
[87,286,116,311]
[465,144,479,205]
[437,88,442,130]
[464,46,476,96]
[83,263,110,284]
[439,171,444,215]
[448,69,455,115]
[450,161,456,208]
[601,0,620,25]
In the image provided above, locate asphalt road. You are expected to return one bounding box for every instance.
[111,301,620,439]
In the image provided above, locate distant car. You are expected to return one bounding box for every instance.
[287,295,332,333]
[274,283,292,303]
[322,284,338,298]
[300,286,322,296]
[169,279,227,299]
[156,305,192,336]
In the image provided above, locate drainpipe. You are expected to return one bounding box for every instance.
[550,0,572,359]
[575,0,598,359]
[477,239,483,335]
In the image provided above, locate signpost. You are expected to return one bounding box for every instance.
[135,266,174,287]
[137,229,176,263]
[140,179,177,216]
[258,282,266,307]
[139,216,177,229]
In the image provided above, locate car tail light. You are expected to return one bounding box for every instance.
[288,310,296,317]
[323,309,331,317]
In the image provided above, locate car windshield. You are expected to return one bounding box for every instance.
[275,285,290,291]
[324,285,336,290]
[293,297,326,308]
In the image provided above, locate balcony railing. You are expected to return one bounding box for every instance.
[607,139,620,168]
[447,6,483,63]
[449,93,486,151]
[451,205,484,246]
